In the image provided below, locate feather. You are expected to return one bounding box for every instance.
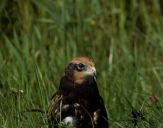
[48,57,108,128]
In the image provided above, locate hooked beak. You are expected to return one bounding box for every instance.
[91,66,97,79]
[93,72,97,79]
[83,66,97,78]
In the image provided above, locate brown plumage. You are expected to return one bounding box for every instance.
[48,57,108,128]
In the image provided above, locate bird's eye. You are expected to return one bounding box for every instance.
[76,63,85,71]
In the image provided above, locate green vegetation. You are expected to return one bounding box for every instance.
[0,0,163,127]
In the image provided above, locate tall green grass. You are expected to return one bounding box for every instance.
[0,0,163,127]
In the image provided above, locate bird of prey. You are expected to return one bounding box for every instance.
[48,57,108,128]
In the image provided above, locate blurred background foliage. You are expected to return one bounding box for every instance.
[0,0,163,127]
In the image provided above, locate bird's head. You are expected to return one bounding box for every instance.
[65,57,97,85]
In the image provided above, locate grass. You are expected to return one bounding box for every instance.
[0,0,163,127]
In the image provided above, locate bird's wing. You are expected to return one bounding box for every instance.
[47,92,63,128]
[92,96,109,128]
